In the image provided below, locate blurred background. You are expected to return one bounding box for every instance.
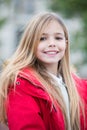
[0,0,87,78]
[0,0,87,129]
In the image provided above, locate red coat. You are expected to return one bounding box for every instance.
[6,68,87,130]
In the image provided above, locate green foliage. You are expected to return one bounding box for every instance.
[0,18,7,28]
[49,0,87,17]
[0,0,11,4]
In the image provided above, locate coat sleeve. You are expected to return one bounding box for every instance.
[6,77,46,130]
[73,74,87,129]
[80,79,87,130]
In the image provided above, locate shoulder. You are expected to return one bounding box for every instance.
[72,73,87,88]
[72,73,87,100]
[14,76,44,99]
[8,67,51,102]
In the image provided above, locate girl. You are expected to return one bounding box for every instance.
[0,12,87,130]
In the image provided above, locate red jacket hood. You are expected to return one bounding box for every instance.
[18,67,52,103]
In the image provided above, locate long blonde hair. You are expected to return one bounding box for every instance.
[0,12,84,129]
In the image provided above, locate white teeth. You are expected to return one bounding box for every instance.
[45,51,57,54]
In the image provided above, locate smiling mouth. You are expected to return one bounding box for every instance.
[44,51,59,54]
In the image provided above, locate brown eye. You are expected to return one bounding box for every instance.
[55,37,63,40]
[40,37,47,41]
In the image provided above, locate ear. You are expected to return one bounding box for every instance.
[65,40,68,48]
[66,40,68,44]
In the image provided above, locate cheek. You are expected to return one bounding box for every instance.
[36,45,42,58]
[36,43,44,51]
[60,42,66,51]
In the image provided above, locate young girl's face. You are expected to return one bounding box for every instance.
[36,20,66,70]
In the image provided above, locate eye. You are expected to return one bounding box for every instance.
[55,37,63,40]
[40,36,47,41]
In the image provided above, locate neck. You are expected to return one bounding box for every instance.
[45,64,58,76]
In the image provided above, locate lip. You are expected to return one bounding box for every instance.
[44,50,59,54]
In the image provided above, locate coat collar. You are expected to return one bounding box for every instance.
[18,67,52,103]
[19,67,44,88]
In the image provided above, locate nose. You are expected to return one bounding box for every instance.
[48,37,56,47]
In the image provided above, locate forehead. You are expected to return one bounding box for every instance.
[42,20,64,35]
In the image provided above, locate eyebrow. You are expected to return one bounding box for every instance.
[42,33,64,36]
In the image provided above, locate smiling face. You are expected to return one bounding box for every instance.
[36,20,66,74]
